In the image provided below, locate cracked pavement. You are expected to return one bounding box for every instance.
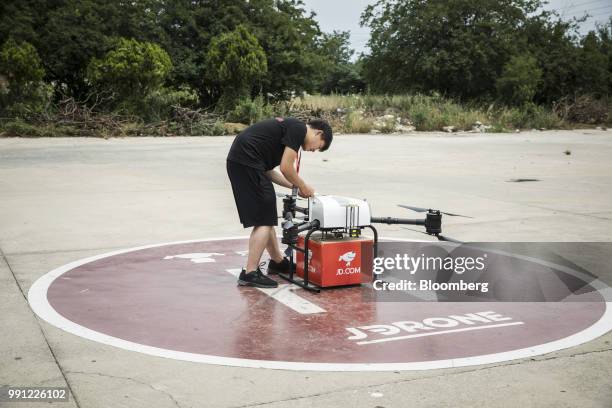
[1,130,612,407]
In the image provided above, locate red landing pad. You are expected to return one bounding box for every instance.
[28,237,612,371]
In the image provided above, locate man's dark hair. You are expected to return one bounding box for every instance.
[308,119,333,151]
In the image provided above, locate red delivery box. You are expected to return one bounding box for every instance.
[295,233,373,287]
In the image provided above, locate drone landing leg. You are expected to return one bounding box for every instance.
[277,228,321,293]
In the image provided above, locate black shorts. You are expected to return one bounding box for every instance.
[226,160,278,228]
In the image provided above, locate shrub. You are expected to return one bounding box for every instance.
[343,110,373,133]
[228,95,274,124]
[193,119,226,136]
[0,119,82,137]
[494,103,562,129]
[87,38,172,111]
[1,118,41,136]
[374,115,395,133]
[0,39,45,85]
[0,39,51,116]
[525,104,563,129]
[496,55,542,106]
[206,25,268,110]
[562,95,610,124]
[140,86,199,122]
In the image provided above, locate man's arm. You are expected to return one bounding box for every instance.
[279,146,315,197]
[265,169,292,189]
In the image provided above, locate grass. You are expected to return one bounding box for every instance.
[343,110,373,133]
[0,117,228,138]
[0,118,84,137]
[290,93,572,132]
[2,93,607,137]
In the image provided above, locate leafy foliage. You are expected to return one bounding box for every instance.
[87,38,172,100]
[0,0,609,128]
[361,0,547,98]
[0,38,50,116]
[0,38,45,85]
[315,31,366,94]
[496,55,542,106]
[228,95,275,124]
[360,0,610,105]
[206,25,267,109]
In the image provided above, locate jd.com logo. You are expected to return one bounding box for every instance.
[337,251,360,275]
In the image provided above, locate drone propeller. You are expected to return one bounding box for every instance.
[398,204,473,218]
[436,234,463,243]
[400,227,463,243]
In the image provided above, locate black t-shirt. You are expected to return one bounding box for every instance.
[227,117,306,171]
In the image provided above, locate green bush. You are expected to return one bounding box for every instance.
[0,119,82,137]
[193,119,226,136]
[0,39,45,85]
[494,103,562,129]
[1,118,41,136]
[0,39,51,116]
[524,104,563,129]
[228,95,273,124]
[87,38,172,110]
[206,25,268,110]
[139,86,199,122]
[496,55,542,106]
[343,110,373,133]
[486,124,509,133]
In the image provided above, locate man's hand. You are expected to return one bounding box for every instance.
[298,183,315,198]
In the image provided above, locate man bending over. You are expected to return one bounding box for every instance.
[226,117,333,288]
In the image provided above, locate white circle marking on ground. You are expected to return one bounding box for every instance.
[28,237,612,371]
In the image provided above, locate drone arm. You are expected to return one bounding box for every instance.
[282,219,319,246]
[371,216,425,226]
[296,219,319,232]
[372,211,442,235]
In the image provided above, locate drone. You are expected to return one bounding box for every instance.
[277,188,471,292]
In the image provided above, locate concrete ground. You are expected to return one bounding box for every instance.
[1,129,612,408]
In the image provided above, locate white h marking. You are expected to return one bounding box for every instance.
[226,269,326,315]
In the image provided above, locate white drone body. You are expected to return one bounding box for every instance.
[308,195,371,229]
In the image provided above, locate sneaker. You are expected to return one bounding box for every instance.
[267,257,291,275]
[238,268,278,288]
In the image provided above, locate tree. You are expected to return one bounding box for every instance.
[87,38,172,108]
[496,55,542,105]
[0,38,49,115]
[247,0,323,99]
[577,30,609,97]
[318,31,354,67]
[0,0,165,99]
[0,38,44,86]
[315,31,366,94]
[360,0,548,99]
[524,17,582,104]
[0,0,331,107]
[205,25,267,109]
[596,19,612,96]
[152,0,326,103]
